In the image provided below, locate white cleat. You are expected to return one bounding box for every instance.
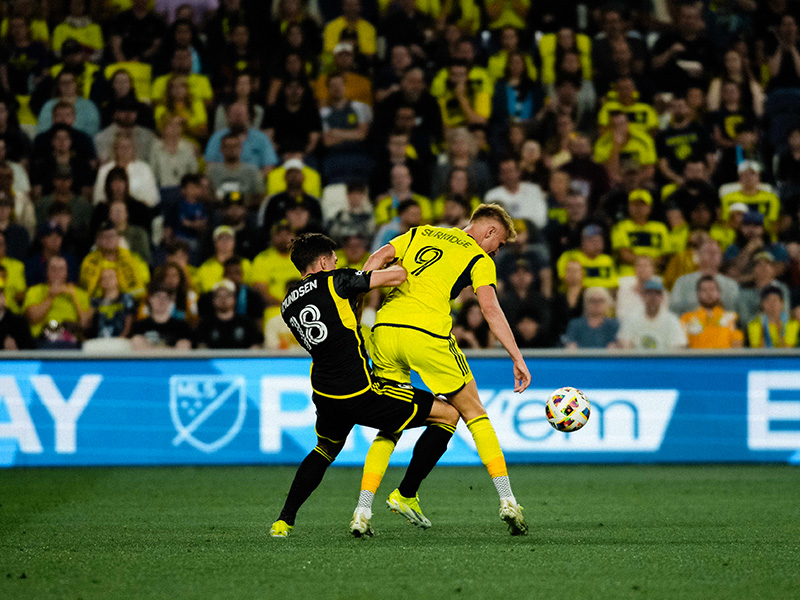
[499,499,528,536]
[350,507,374,537]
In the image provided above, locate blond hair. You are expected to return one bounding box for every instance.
[470,203,517,242]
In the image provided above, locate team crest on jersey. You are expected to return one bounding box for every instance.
[169,376,247,453]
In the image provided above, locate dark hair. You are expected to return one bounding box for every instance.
[180,173,202,188]
[397,198,420,215]
[346,180,368,194]
[760,285,783,302]
[290,233,337,272]
[223,255,244,269]
[696,274,719,291]
[104,166,129,201]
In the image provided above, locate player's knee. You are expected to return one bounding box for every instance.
[430,400,460,426]
[317,438,344,460]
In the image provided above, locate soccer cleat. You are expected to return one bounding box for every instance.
[349,507,374,538]
[386,489,432,529]
[270,520,293,538]
[499,499,528,536]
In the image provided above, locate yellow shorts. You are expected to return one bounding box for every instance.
[368,324,473,396]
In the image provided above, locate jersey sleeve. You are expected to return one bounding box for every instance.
[470,254,497,290]
[388,228,417,260]
[332,268,372,299]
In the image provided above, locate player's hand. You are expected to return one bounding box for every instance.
[513,358,531,393]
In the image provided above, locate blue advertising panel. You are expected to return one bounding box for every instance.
[0,354,799,467]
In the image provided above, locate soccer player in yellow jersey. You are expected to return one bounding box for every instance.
[350,204,532,536]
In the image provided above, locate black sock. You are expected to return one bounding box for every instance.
[278,449,332,526]
[397,424,454,498]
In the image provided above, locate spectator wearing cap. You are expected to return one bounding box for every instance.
[723,211,789,284]
[198,256,266,328]
[35,167,92,246]
[25,221,79,286]
[261,159,322,235]
[325,180,376,240]
[266,152,323,198]
[129,284,193,351]
[263,77,322,159]
[204,102,279,175]
[205,133,264,209]
[30,124,96,201]
[485,158,547,231]
[611,188,670,276]
[94,98,157,163]
[735,251,793,325]
[655,95,716,187]
[314,42,373,107]
[616,255,667,317]
[374,163,433,226]
[0,282,35,349]
[670,239,740,315]
[680,275,744,349]
[0,231,27,313]
[0,190,31,261]
[557,224,618,290]
[80,222,148,301]
[319,73,374,184]
[194,278,264,349]
[372,198,423,253]
[562,287,620,349]
[322,0,376,65]
[37,70,101,138]
[88,268,136,339]
[593,112,657,186]
[251,221,300,321]
[93,132,160,208]
[149,114,200,190]
[23,255,92,342]
[618,278,687,350]
[719,161,780,236]
[196,225,253,294]
[746,285,800,348]
[710,201,748,252]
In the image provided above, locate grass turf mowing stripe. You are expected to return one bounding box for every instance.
[0,465,798,600]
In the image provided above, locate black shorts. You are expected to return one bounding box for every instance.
[313,379,435,443]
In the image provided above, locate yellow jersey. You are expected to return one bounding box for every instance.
[376,225,496,337]
[611,219,671,276]
[556,250,618,289]
[720,189,780,225]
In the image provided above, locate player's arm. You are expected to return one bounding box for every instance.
[475,284,531,393]
[363,243,398,271]
[368,264,407,289]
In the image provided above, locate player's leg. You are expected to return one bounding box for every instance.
[385,398,459,529]
[447,379,528,535]
[271,436,345,538]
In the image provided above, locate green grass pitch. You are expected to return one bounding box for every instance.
[1,465,798,600]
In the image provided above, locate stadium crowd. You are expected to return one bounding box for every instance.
[0,0,799,351]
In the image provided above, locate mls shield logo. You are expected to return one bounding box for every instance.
[169,376,247,453]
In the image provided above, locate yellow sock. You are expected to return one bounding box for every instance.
[360,433,398,494]
[466,415,508,479]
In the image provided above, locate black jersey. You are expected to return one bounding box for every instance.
[281,268,373,398]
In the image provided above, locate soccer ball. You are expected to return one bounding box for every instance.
[545,387,591,432]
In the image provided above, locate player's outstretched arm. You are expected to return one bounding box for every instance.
[476,285,531,393]
[364,244,397,271]
[368,264,407,289]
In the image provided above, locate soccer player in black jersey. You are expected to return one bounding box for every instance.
[270,233,459,538]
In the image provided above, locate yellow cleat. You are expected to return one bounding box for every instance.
[499,499,528,536]
[386,489,431,529]
[270,520,293,538]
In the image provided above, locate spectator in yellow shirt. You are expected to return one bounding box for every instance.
[720,161,780,236]
[611,189,670,276]
[557,224,618,290]
[680,275,744,349]
[23,256,92,340]
[438,61,491,130]
[250,221,300,321]
[314,42,373,107]
[594,111,656,184]
[196,226,253,294]
[322,0,376,65]
[79,222,147,300]
[747,286,800,348]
